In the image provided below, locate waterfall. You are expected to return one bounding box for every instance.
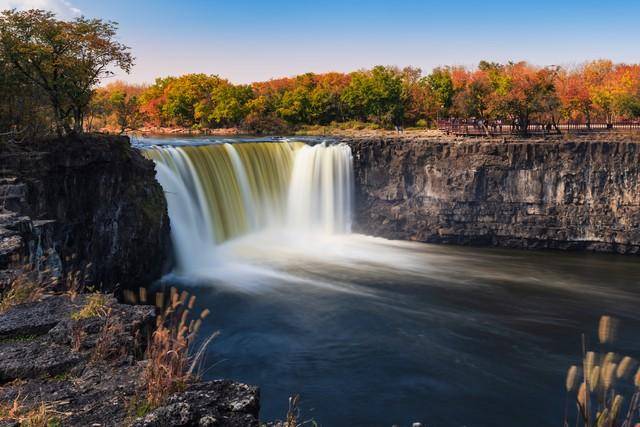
[143,141,354,273]
[287,143,353,234]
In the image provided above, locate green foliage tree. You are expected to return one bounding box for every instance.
[161,74,220,127]
[426,67,455,114]
[0,50,52,137]
[0,9,133,135]
[214,84,254,127]
[341,66,404,127]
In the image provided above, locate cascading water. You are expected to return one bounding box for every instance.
[143,141,354,275]
[287,144,354,234]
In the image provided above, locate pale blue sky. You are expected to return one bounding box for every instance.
[2,0,639,83]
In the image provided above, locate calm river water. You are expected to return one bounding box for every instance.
[159,231,640,427]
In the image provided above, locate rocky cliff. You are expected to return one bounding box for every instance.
[0,135,171,290]
[347,137,640,254]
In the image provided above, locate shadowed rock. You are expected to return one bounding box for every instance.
[131,381,260,427]
[0,337,83,382]
[0,134,171,292]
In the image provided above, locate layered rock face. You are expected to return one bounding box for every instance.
[348,137,640,253]
[0,135,171,290]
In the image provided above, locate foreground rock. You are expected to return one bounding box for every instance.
[0,135,171,291]
[348,137,640,254]
[0,295,259,426]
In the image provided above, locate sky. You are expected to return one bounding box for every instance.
[1,0,639,84]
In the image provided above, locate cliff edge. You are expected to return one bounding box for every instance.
[0,134,171,291]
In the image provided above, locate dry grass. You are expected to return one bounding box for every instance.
[0,397,63,427]
[0,261,99,315]
[0,394,23,420]
[564,315,640,427]
[0,276,43,313]
[70,293,109,320]
[284,395,301,427]
[142,287,217,407]
[269,394,318,427]
[63,265,91,301]
[70,322,86,353]
[90,309,130,362]
[19,402,63,427]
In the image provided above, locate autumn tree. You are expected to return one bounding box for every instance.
[0,9,133,136]
[453,69,492,121]
[610,64,640,120]
[583,60,614,126]
[138,77,175,127]
[492,62,558,135]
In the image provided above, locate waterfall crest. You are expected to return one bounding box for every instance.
[144,141,354,272]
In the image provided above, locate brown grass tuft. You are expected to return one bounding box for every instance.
[0,276,43,313]
[0,398,62,427]
[91,310,128,362]
[142,289,217,407]
[70,293,109,320]
[0,393,23,420]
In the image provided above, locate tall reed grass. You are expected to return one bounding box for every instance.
[138,287,217,406]
[564,315,640,427]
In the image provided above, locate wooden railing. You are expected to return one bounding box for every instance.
[438,120,640,137]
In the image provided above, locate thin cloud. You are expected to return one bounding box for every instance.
[0,0,82,19]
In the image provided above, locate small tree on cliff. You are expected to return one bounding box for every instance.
[0,9,133,136]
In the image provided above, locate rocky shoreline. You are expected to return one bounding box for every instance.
[346,136,640,254]
[0,294,259,426]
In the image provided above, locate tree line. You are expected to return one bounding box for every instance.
[1,9,639,138]
[86,60,640,135]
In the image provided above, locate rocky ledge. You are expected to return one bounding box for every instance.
[347,137,640,254]
[0,295,259,426]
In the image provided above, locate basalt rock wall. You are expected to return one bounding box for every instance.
[347,137,640,254]
[0,134,171,290]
